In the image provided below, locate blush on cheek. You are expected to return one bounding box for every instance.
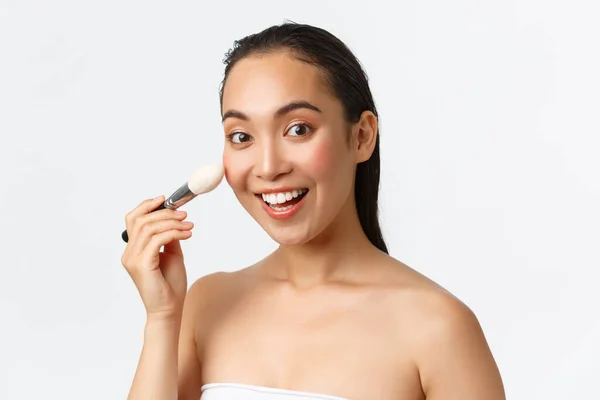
[222,152,236,186]
[222,151,254,190]
[307,140,338,177]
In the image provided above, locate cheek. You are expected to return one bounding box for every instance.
[306,140,336,175]
[308,143,335,175]
[222,151,244,189]
[303,137,351,187]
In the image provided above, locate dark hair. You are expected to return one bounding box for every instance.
[219,22,388,254]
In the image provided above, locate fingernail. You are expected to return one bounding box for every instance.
[154,195,163,201]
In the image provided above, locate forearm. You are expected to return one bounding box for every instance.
[127,315,182,400]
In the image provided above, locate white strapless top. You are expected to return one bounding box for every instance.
[200,383,349,400]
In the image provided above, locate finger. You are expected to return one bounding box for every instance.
[132,219,193,255]
[128,209,187,244]
[137,208,187,227]
[125,195,165,230]
[164,222,194,256]
[144,229,193,266]
[163,220,194,256]
[163,236,183,256]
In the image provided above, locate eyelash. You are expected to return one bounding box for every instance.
[226,122,314,145]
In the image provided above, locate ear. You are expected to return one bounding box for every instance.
[351,110,378,163]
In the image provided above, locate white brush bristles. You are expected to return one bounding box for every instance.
[187,163,224,195]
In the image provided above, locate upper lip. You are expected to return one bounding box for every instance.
[255,187,308,194]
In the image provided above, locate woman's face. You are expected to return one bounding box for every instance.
[221,51,359,246]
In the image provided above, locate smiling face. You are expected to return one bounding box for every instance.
[221,51,364,246]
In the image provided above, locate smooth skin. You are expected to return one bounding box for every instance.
[124,51,506,400]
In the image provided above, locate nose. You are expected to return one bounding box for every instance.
[253,137,292,181]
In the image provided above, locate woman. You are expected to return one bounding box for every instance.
[121,22,506,400]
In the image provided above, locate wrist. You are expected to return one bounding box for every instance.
[145,311,182,328]
[143,315,182,346]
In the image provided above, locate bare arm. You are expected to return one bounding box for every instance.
[127,279,204,400]
[126,314,182,400]
[177,279,204,400]
[418,297,506,400]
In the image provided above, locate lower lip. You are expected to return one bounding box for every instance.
[259,192,308,220]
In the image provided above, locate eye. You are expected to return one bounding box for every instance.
[227,132,252,144]
[286,123,312,137]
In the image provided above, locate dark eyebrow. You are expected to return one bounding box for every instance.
[221,100,322,123]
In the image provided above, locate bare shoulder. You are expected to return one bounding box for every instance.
[376,256,506,399]
[176,267,257,398]
[185,266,256,321]
[380,257,476,327]
[187,269,243,301]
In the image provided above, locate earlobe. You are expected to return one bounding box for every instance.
[354,110,378,163]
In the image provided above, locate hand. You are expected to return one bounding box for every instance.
[120,195,194,319]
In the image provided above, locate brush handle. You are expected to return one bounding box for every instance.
[121,202,167,243]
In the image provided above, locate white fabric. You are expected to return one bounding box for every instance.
[200,383,349,400]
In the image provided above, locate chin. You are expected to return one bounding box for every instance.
[264,226,315,246]
[240,189,340,247]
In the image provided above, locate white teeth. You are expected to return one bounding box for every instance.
[261,188,307,205]
[270,204,294,211]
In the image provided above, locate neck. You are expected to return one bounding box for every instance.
[267,194,381,289]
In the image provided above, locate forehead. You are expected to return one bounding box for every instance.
[222,52,336,113]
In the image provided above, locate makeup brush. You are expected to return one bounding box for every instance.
[121,163,224,243]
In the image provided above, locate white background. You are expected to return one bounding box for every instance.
[1,1,599,399]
